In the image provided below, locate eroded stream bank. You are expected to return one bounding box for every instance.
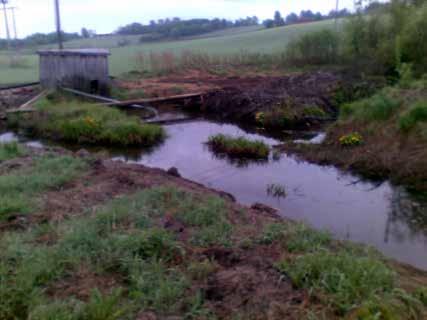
[2,118,427,271]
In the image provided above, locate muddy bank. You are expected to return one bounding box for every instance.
[202,71,340,123]
[0,85,40,118]
[118,70,380,130]
[284,130,427,193]
[1,145,426,319]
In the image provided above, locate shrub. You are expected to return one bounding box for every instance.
[339,132,364,147]
[17,98,166,147]
[340,93,400,122]
[0,142,25,162]
[285,29,340,66]
[278,251,395,314]
[207,134,270,159]
[398,101,427,132]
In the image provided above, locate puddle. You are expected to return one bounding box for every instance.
[1,121,426,270]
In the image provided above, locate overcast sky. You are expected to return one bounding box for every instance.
[1,0,357,38]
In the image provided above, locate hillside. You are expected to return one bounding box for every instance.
[0,19,337,85]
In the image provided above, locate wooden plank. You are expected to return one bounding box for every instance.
[6,90,48,115]
[102,92,207,107]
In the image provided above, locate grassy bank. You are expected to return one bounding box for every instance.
[8,96,166,147]
[207,134,270,159]
[287,79,427,191]
[0,146,426,319]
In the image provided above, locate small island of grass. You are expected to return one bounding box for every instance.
[8,96,166,147]
[207,134,270,159]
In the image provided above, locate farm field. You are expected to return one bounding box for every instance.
[0,19,336,85]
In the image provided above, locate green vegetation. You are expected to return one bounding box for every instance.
[0,154,87,221]
[340,92,401,122]
[0,182,230,319]
[302,105,327,118]
[207,134,270,159]
[259,222,331,253]
[278,252,395,315]
[285,29,339,66]
[399,101,427,132]
[10,97,165,147]
[0,142,25,162]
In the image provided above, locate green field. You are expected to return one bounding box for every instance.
[0,20,337,85]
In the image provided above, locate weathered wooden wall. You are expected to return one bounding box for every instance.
[38,49,110,95]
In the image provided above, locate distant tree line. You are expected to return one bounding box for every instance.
[116,17,259,40]
[263,9,352,28]
[0,31,81,49]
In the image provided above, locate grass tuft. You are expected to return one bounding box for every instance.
[207,134,269,159]
[13,98,166,147]
[278,251,395,315]
[128,258,188,313]
[0,142,25,162]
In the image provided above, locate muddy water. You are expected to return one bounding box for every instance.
[1,121,427,270]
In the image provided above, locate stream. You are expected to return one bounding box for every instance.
[1,118,427,270]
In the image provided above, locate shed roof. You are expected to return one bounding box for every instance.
[37,49,110,57]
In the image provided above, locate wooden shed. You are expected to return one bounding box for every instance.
[37,49,111,95]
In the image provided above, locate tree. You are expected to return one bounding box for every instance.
[274,11,285,27]
[285,12,299,24]
[81,27,90,38]
[263,19,275,28]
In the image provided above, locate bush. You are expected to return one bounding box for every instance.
[340,92,401,122]
[285,29,340,66]
[398,101,427,132]
[16,98,166,147]
[207,134,270,159]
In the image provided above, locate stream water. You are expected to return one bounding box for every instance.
[1,119,427,270]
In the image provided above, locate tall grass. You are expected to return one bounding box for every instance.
[11,98,166,147]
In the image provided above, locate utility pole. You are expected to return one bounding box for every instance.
[54,0,63,49]
[9,6,17,39]
[335,0,340,31]
[0,0,11,49]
